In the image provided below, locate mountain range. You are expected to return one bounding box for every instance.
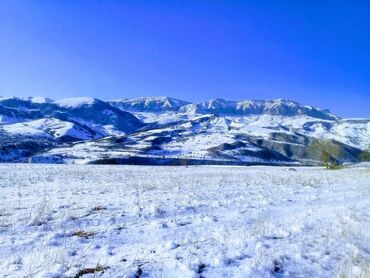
[1,96,369,165]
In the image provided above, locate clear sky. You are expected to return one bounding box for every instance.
[0,1,369,117]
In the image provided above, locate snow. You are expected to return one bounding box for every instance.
[0,115,22,124]
[131,111,188,124]
[27,111,368,164]
[0,96,53,104]
[0,96,17,101]
[0,164,369,277]
[54,97,96,108]
[2,118,94,140]
[178,99,338,120]
[2,122,52,138]
[130,96,186,107]
[110,97,190,113]
[27,96,53,104]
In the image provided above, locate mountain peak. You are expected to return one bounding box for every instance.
[178,98,339,120]
[54,97,98,108]
[109,96,190,112]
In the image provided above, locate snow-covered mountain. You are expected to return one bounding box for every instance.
[0,97,143,134]
[0,96,369,165]
[3,118,97,141]
[109,97,338,120]
[0,96,54,104]
[109,96,190,112]
[179,99,339,120]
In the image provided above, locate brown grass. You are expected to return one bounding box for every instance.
[72,230,95,239]
[74,265,108,278]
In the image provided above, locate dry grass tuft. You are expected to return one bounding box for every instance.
[91,206,107,212]
[72,230,95,239]
[74,265,108,278]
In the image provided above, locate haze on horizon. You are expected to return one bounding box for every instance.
[0,1,369,118]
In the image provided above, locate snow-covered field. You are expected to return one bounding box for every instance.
[0,164,369,278]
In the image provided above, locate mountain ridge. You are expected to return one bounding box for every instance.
[0,96,369,165]
[108,96,339,120]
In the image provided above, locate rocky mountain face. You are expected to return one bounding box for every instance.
[109,97,191,112]
[0,96,369,165]
[179,99,339,120]
[0,97,143,134]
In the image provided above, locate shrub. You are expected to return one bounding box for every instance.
[308,139,341,169]
[359,151,370,162]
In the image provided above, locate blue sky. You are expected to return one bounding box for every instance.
[0,1,369,117]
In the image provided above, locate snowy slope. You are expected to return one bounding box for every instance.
[38,112,365,165]
[0,96,369,164]
[54,97,96,108]
[0,96,53,103]
[2,118,96,140]
[109,96,191,112]
[22,96,54,104]
[179,99,339,120]
[3,121,52,138]
[0,164,369,277]
[0,97,144,134]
